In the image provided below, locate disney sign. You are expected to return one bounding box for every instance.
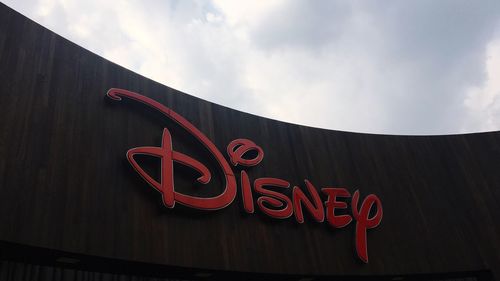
[107,88,383,263]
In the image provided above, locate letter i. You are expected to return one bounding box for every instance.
[240,170,254,213]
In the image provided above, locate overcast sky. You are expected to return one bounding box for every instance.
[3,0,500,134]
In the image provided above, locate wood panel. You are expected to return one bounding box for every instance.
[0,3,499,279]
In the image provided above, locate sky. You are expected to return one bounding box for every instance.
[3,0,500,135]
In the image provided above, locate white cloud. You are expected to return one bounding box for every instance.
[212,0,283,26]
[2,0,500,134]
[464,38,500,131]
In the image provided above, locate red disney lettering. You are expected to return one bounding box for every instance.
[107,88,237,210]
[322,188,353,228]
[254,178,293,219]
[293,180,325,223]
[127,128,211,208]
[107,88,384,263]
[227,138,264,166]
[352,190,383,263]
[240,170,255,213]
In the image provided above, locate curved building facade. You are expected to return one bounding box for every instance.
[0,4,498,280]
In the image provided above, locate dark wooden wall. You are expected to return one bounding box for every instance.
[0,3,499,280]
